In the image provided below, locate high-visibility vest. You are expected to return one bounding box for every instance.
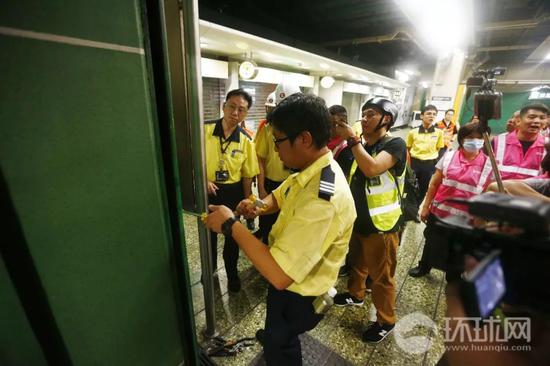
[349,152,405,231]
[494,131,546,180]
[431,149,492,219]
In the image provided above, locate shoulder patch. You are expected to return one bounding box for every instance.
[319,165,336,201]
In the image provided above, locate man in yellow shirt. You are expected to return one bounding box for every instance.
[204,93,356,365]
[204,89,259,292]
[254,83,300,243]
[406,104,444,202]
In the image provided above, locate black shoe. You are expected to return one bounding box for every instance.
[255,329,265,345]
[408,265,431,278]
[227,276,241,292]
[362,322,394,343]
[334,292,364,307]
[338,264,349,277]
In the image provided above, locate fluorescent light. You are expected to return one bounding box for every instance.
[320,63,330,69]
[395,0,473,53]
[546,52,550,60]
[421,81,429,88]
[200,43,208,48]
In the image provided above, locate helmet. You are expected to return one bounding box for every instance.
[272,83,301,105]
[265,91,276,107]
[362,97,398,127]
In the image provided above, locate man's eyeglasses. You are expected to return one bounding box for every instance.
[362,109,379,119]
[272,135,290,146]
[225,103,248,114]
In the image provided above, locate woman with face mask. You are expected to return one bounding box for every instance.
[409,122,494,278]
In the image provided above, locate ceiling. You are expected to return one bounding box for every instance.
[198,0,550,78]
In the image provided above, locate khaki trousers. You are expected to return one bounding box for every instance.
[348,231,398,325]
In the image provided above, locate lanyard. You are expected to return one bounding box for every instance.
[219,135,233,156]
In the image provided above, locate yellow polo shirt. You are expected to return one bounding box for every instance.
[204,119,259,184]
[254,121,291,182]
[406,125,444,160]
[269,152,356,296]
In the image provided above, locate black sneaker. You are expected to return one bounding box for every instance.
[408,265,431,278]
[227,276,241,292]
[338,264,349,277]
[362,322,394,343]
[255,329,265,345]
[334,292,364,307]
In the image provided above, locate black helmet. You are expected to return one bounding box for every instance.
[362,97,398,128]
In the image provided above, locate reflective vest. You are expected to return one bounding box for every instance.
[349,152,405,231]
[494,131,546,180]
[432,149,492,219]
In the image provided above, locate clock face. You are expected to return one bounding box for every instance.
[239,61,258,79]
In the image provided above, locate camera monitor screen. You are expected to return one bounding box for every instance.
[474,257,506,318]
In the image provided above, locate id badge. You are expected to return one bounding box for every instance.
[366,176,382,187]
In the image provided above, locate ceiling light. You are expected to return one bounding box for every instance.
[421,81,429,89]
[335,73,343,77]
[545,52,550,60]
[320,76,335,88]
[395,0,473,53]
[200,42,208,48]
[320,63,330,69]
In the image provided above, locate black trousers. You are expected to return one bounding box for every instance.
[418,214,460,282]
[263,285,323,366]
[208,181,243,279]
[410,157,437,203]
[258,178,283,244]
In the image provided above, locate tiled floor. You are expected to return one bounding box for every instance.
[183,213,449,366]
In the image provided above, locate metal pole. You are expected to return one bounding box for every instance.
[482,130,505,193]
[178,0,217,337]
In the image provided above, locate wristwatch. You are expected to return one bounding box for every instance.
[346,135,361,148]
[221,216,238,237]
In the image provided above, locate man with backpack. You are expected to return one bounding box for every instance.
[332,98,407,343]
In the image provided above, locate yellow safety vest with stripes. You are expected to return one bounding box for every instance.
[348,146,405,232]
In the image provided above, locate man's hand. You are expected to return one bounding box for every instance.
[334,122,354,139]
[236,199,262,219]
[207,181,219,196]
[204,205,234,233]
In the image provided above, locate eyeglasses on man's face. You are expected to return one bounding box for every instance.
[272,135,290,147]
[224,103,248,114]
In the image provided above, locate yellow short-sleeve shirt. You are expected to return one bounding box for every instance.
[406,125,444,160]
[269,152,357,296]
[204,119,259,184]
[254,121,291,182]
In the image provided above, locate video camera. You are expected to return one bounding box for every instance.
[432,193,550,318]
[466,67,506,127]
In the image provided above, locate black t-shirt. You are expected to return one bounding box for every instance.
[350,137,407,235]
[520,140,535,155]
[335,146,354,179]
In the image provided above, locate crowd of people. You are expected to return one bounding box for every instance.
[201,84,549,365]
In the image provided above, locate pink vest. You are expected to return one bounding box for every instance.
[494,131,546,180]
[431,149,493,219]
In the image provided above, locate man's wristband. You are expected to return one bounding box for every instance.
[221,216,238,237]
[346,136,361,148]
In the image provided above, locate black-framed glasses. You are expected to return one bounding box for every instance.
[272,135,290,146]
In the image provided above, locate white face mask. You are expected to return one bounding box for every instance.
[462,138,484,152]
